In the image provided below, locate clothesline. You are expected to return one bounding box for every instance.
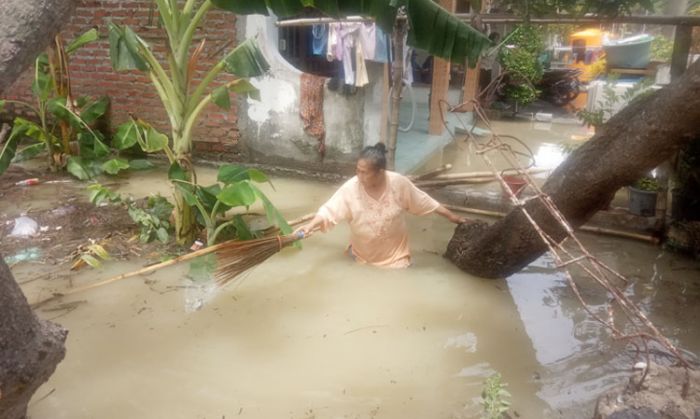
[276,16,375,27]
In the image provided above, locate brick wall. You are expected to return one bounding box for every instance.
[4,0,241,153]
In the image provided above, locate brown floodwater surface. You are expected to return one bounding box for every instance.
[3,167,697,419]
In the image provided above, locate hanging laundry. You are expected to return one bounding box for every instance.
[339,23,362,86]
[359,22,376,60]
[327,23,342,62]
[342,32,355,85]
[402,32,414,85]
[311,24,328,56]
[355,41,369,87]
[300,73,327,156]
[372,26,390,63]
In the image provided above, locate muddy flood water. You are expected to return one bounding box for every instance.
[4,166,699,419]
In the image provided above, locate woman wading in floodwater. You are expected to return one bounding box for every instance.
[296,143,470,268]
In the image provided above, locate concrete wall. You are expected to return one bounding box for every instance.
[240,15,384,172]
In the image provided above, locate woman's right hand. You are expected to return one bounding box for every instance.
[293,224,314,238]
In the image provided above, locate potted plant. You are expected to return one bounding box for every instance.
[628,176,659,216]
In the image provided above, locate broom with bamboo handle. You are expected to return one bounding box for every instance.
[30,214,315,308]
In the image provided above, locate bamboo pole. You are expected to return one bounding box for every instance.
[409,163,453,181]
[386,7,408,171]
[415,177,496,187]
[428,167,547,180]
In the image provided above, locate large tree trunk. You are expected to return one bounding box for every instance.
[0,0,77,93]
[0,258,67,419]
[1,1,76,417]
[446,60,700,278]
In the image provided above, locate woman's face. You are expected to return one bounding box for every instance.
[356,159,384,189]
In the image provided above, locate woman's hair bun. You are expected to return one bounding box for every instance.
[374,142,387,154]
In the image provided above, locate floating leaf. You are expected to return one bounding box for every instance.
[80,254,102,269]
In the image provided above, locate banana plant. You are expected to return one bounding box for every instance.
[0,28,131,179]
[108,2,271,245]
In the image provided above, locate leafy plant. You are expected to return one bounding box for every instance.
[633,176,660,192]
[577,76,654,128]
[0,29,129,178]
[481,373,512,419]
[128,195,175,244]
[171,163,290,245]
[88,163,289,246]
[88,183,173,244]
[650,35,674,63]
[498,25,545,109]
[494,0,655,18]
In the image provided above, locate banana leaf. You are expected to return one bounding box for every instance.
[108,23,149,71]
[0,124,24,176]
[222,39,271,78]
[66,28,99,55]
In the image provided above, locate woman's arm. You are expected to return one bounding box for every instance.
[294,213,326,237]
[434,205,470,224]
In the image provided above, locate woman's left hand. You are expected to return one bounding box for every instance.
[451,215,469,224]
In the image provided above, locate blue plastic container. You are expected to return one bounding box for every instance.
[603,35,653,69]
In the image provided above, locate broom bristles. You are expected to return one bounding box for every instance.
[214,233,301,287]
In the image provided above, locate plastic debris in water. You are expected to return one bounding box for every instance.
[634,361,648,370]
[9,216,39,237]
[4,247,42,264]
[15,178,40,186]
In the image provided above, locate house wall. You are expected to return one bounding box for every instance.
[239,15,384,173]
[2,0,241,154]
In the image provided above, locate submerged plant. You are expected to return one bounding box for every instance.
[88,162,284,246]
[107,1,276,245]
[481,373,512,419]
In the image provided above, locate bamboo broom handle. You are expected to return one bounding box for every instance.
[30,240,235,308]
[32,222,320,308]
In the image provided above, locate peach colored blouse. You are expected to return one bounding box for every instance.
[316,171,441,268]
